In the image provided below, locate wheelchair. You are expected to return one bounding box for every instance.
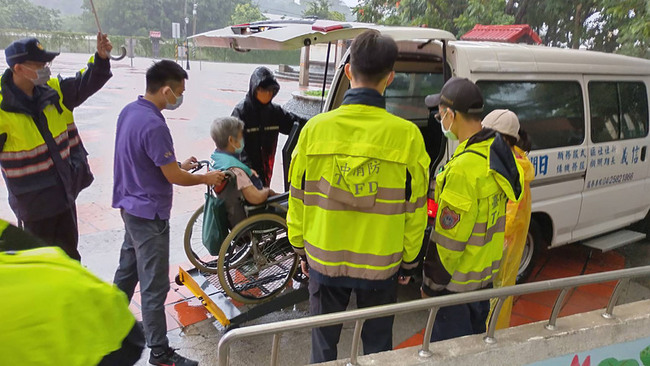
[183,161,299,305]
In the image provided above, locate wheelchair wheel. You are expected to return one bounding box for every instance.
[183,204,220,273]
[217,214,298,304]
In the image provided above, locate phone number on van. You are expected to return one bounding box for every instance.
[587,173,634,189]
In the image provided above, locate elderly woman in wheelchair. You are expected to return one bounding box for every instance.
[209,116,278,205]
[182,117,297,304]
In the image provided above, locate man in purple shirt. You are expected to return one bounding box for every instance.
[112,60,224,366]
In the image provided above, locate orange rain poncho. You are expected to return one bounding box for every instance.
[489,146,535,329]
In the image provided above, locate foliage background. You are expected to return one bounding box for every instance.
[354,0,650,58]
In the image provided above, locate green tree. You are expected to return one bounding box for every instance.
[303,0,345,21]
[503,0,624,51]
[355,0,468,33]
[356,0,649,58]
[79,0,246,38]
[455,0,515,35]
[231,3,267,25]
[601,0,650,58]
[0,0,62,31]
[60,15,85,33]
[353,0,399,24]
[303,0,329,19]
[329,11,346,21]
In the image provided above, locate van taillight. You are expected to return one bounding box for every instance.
[427,199,438,218]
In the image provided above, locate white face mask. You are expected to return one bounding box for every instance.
[165,88,184,110]
[24,65,51,86]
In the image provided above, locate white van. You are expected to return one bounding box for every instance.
[192,20,650,279]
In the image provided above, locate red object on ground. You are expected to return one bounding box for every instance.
[460,24,542,45]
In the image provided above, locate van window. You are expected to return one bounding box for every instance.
[384,72,445,162]
[477,81,585,150]
[385,72,444,125]
[589,81,649,143]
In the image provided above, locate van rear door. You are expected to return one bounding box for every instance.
[192,21,455,189]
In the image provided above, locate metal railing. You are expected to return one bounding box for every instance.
[217,265,650,366]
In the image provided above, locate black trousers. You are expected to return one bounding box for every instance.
[430,299,490,342]
[98,322,146,366]
[22,205,80,260]
[309,278,398,364]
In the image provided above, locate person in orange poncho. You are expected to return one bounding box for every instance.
[481,109,535,329]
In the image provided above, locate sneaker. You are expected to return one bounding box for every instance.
[149,347,199,366]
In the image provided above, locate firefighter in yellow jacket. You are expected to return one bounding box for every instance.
[287,30,430,363]
[422,78,524,342]
[0,219,144,365]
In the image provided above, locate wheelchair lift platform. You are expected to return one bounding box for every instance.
[176,267,309,329]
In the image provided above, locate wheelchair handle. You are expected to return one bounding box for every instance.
[190,160,211,174]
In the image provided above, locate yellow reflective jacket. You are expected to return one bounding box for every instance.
[422,130,524,295]
[287,89,430,287]
[0,243,134,365]
[0,55,110,221]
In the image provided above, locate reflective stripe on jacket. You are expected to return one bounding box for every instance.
[422,130,524,295]
[0,78,74,182]
[287,88,430,288]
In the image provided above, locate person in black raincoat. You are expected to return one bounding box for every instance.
[232,66,307,187]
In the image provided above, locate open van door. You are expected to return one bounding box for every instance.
[282,122,302,192]
[191,20,455,190]
[191,20,455,51]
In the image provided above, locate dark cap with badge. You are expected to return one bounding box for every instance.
[5,38,60,68]
[425,77,484,114]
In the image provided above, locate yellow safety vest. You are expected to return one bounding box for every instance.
[423,135,524,293]
[287,102,430,282]
[0,244,135,365]
[0,78,75,188]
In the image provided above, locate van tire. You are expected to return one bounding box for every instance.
[516,220,544,283]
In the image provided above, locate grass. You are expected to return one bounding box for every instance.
[304,89,329,97]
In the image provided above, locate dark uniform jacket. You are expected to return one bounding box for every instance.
[231,66,306,187]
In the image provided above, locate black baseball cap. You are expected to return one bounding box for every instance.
[5,38,59,68]
[425,77,484,113]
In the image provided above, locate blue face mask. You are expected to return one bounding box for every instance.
[439,110,458,141]
[165,89,184,110]
[235,137,245,154]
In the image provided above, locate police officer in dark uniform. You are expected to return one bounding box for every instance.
[0,34,113,260]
